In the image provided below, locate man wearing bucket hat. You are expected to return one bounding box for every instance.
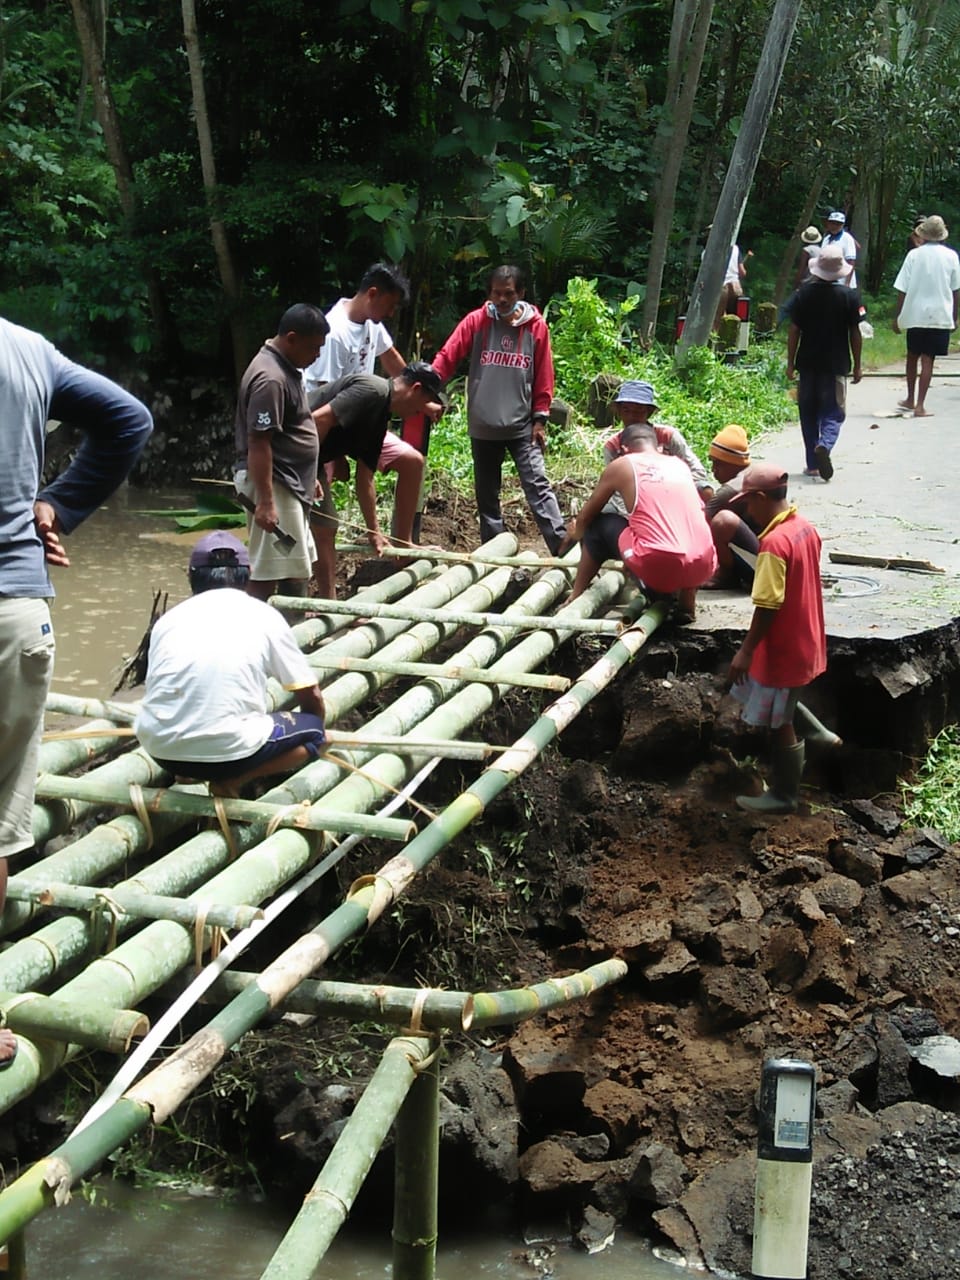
[135,532,327,798]
[785,243,863,481]
[792,226,822,289]
[892,214,960,418]
[725,464,839,813]
[702,424,760,589]
[601,380,711,492]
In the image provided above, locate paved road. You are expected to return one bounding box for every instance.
[693,352,960,640]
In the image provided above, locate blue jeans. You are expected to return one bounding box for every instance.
[797,372,845,470]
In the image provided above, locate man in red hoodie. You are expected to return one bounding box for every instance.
[432,265,566,553]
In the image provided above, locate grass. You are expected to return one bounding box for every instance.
[902,724,960,842]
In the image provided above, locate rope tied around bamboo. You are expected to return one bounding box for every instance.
[401,989,443,1072]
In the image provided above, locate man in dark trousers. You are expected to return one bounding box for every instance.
[431,264,566,553]
[785,243,862,482]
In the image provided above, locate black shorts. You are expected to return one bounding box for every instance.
[906,328,950,358]
[582,512,628,564]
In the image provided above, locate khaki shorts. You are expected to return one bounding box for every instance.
[234,472,316,583]
[0,598,55,858]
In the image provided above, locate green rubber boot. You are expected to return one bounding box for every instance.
[736,742,805,814]
[795,702,842,747]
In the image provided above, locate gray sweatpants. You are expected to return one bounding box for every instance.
[470,436,566,554]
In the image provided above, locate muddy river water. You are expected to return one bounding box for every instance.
[35,487,684,1276]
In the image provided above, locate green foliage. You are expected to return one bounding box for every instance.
[901,724,960,843]
[547,278,792,468]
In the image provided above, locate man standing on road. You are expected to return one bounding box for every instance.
[233,304,329,603]
[309,364,443,598]
[821,211,858,289]
[302,264,428,541]
[0,316,153,1068]
[892,214,960,419]
[431,265,567,554]
[785,244,863,482]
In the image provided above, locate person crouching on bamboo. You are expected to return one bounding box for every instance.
[135,532,326,797]
[558,422,717,623]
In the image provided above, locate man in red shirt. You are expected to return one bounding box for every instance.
[726,462,838,813]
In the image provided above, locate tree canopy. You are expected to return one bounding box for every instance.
[3,0,960,373]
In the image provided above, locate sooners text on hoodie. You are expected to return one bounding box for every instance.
[432,301,554,441]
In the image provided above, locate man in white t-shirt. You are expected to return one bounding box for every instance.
[135,532,326,796]
[303,263,426,546]
[892,214,960,418]
[821,212,858,289]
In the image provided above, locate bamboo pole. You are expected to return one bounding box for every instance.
[0,991,147,1053]
[308,653,569,691]
[207,973,471,1026]
[393,1047,439,1280]
[32,776,418,837]
[6,879,264,932]
[37,729,505,760]
[45,693,137,725]
[274,594,624,635]
[260,1035,435,1280]
[32,746,171,849]
[335,543,624,574]
[209,959,628,1028]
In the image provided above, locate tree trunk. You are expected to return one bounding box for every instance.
[641,0,715,343]
[678,0,802,355]
[772,163,828,306]
[180,0,247,381]
[68,0,135,220]
[69,0,180,362]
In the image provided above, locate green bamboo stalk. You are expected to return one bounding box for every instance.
[44,693,137,725]
[260,1035,435,1280]
[32,746,171,848]
[275,594,624,635]
[209,960,627,1029]
[308,653,569,691]
[6,879,263,932]
[37,720,124,776]
[393,1048,439,1280]
[32,776,417,837]
[0,990,147,1053]
[335,543,624,573]
[467,959,629,1028]
[208,973,471,1026]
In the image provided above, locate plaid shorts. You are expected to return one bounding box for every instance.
[731,677,799,730]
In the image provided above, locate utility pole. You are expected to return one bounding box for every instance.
[677,0,802,356]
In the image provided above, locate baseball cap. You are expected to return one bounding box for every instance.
[731,462,789,502]
[826,211,846,224]
[402,361,444,400]
[189,531,250,570]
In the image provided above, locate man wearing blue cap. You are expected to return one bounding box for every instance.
[135,532,327,797]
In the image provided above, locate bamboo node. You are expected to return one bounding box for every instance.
[265,799,311,838]
[346,873,395,925]
[303,1186,349,1220]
